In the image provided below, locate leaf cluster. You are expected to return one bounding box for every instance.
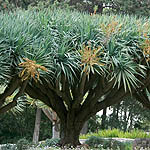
[0,9,150,92]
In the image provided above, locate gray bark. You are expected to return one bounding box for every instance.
[80,121,88,134]
[52,122,60,138]
[33,108,41,144]
[42,108,60,138]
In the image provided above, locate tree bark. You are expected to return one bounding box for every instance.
[60,124,81,146]
[33,108,42,144]
[42,108,60,138]
[101,108,107,130]
[52,122,60,138]
[80,121,88,134]
[59,114,84,147]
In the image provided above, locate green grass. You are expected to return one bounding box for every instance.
[80,129,150,139]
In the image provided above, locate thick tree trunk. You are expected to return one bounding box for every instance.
[59,116,84,147]
[60,129,80,146]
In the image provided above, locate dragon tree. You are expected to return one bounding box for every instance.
[0,9,150,146]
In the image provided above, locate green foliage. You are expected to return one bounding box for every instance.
[80,129,150,139]
[85,136,133,149]
[114,0,150,16]
[16,138,30,150]
[1,144,17,150]
[38,138,60,148]
[106,98,150,131]
[1,0,150,17]
[88,115,101,133]
[0,6,150,146]
[0,0,16,12]
[0,9,149,90]
[0,106,52,144]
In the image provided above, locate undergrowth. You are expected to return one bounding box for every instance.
[80,129,150,139]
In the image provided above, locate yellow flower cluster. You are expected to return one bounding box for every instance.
[80,43,104,74]
[19,58,48,82]
[137,21,150,35]
[142,37,150,61]
[100,17,122,38]
[137,22,150,61]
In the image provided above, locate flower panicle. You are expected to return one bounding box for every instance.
[80,43,104,74]
[100,18,122,37]
[18,58,48,82]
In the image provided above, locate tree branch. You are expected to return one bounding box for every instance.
[46,89,67,119]
[80,77,104,110]
[61,74,72,109]
[84,74,98,94]
[134,90,150,109]
[72,72,87,109]
[0,76,20,107]
[0,100,17,115]
[32,78,68,120]
[0,80,28,114]
[77,86,130,123]
[25,83,52,108]
[40,77,62,97]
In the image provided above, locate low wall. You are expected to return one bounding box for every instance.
[133,138,150,149]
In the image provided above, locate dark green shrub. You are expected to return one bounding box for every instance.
[45,138,60,147]
[1,144,17,150]
[16,138,30,150]
[0,106,52,144]
[85,136,105,148]
[85,136,132,150]
[39,138,60,147]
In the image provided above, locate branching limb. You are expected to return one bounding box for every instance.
[80,76,105,111]
[0,80,28,114]
[40,77,62,97]
[61,74,72,109]
[0,77,20,107]
[27,78,67,120]
[0,100,17,115]
[84,74,98,94]
[78,86,130,123]
[134,90,150,109]
[46,90,67,120]
[25,83,52,108]
[72,72,87,109]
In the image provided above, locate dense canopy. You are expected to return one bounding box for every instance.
[0,8,150,145]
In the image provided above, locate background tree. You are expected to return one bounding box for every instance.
[0,105,52,144]
[104,98,150,131]
[1,0,150,16]
[33,108,42,144]
[0,8,150,146]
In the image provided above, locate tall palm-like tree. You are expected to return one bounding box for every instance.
[0,9,150,146]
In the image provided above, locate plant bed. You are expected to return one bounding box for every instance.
[85,136,133,150]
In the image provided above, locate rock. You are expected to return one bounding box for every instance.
[133,138,150,150]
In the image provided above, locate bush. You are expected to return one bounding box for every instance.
[1,144,17,150]
[39,138,60,148]
[0,106,52,144]
[85,136,133,150]
[16,138,30,150]
[85,136,104,148]
[80,129,150,139]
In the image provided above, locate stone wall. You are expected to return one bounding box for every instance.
[133,138,150,150]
